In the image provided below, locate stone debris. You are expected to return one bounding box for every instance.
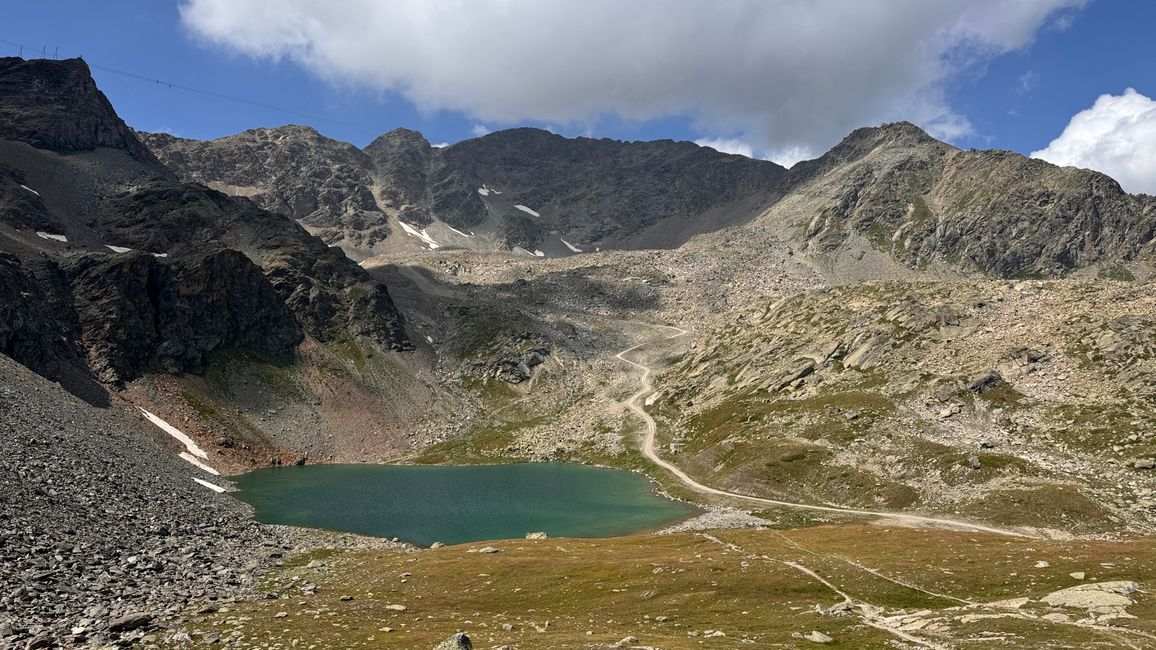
[1041,581,1139,620]
[793,630,834,643]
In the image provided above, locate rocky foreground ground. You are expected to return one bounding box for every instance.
[0,355,408,649]
[0,353,272,647]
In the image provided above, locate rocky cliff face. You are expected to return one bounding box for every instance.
[65,247,303,382]
[0,58,161,165]
[138,127,389,250]
[103,182,407,347]
[362,127,435,218]
[0,57,409,405]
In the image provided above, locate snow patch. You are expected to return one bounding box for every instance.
[19,184,40,197]
[35,231,67,243]
[477,187,490,196]
[561,238,583,253]
[533,249,545,257]
[140,407,210,459]
[153,253,168,258]
[445,223,472,238]
[511,246,535,257]
[399,221,440,249]
[645,391,662,407]
[515,205,540,217]
[105,245,133,254]
[192,477,226,493]
[425,335,434,344]
[180,451,220,476]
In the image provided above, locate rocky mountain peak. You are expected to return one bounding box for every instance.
[364,127,431,153]
[0,57,161,165]
[363,128,434,216]
[793,121,956,181]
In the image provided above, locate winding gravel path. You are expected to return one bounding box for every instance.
[616,323,1031,538]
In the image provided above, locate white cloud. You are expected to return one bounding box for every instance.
[694,138,815,168]
[694,138,754,158]
[764,146,816,169]
[470,123,492,137]
[1017,70,1040,95]
[180,0,1082,155]
[1031,88,1156,195]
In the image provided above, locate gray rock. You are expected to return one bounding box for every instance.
[433,632,472,650]
[24,634,54,649]
[107,612,153,633]
[804,630,833,643]
[966,370,1003,394]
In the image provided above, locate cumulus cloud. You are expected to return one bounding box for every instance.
[1032,88,1156,195]
[694,138,755,159]
[694,138,814,168]
[764,145,817,169]
[180,0,1082,155]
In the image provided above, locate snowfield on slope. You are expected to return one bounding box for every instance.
[399,221,441,249]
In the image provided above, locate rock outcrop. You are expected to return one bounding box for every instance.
[64,247,303,382]
[0,57,161,164]
[139,127,388,250]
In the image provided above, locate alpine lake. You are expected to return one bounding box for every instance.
[233,462,699,547]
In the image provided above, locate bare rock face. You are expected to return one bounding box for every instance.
[0,57,161,165]
[429,127,793,248]
[0,246,305,389]
[64,248,303,382]
[0,253,104,404]
[139,127,389,250]
[363,127,435,219]
[104,182,408,349]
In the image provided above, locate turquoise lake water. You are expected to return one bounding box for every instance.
[233,462,699,547]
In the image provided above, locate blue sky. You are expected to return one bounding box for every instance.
[3,1,1155,191]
